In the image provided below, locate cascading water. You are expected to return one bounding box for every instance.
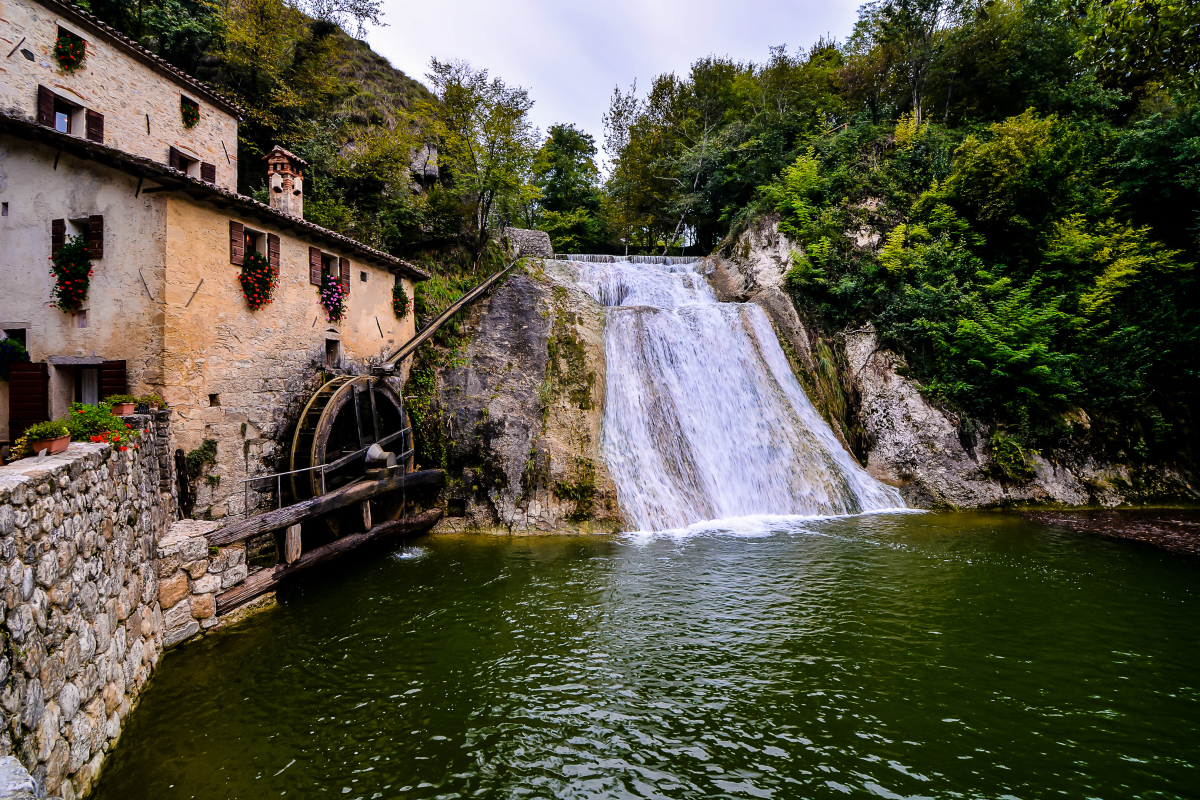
[573,257,905,531]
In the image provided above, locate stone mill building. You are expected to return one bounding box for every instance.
[0,0,429,516]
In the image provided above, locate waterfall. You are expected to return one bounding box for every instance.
[572,257,905,531]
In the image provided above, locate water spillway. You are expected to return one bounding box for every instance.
[572,257,904,530]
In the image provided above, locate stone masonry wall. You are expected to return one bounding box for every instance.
[503,228,553,258]
[155,520,246,646]
[0,435,174,799]
[0,0,240,189]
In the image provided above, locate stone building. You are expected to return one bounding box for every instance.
[0,0,429,516]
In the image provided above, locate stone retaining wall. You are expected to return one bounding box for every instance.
[0,428,175,798]
[155,520,246,647]
[503,228,554,259]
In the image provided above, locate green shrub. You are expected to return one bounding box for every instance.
[22,420,70,440]
[104,394,139,405]
[986,429,1036,482]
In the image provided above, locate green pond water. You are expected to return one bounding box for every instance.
[91,511,1199,799]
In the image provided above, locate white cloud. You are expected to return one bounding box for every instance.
[364,0,861,152]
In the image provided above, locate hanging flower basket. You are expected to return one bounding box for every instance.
[392,284,409,318]
[55,31,86,73]
[238,250,278,310]
[320,273,346,322]
[49,236,93,312]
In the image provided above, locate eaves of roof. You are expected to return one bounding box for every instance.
[38,0,246,118]
[0,112,430,280]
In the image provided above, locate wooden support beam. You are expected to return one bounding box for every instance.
[284,523,302,564]
[361,500,372,531]
[216,508,443,614]
[206,468,444,546]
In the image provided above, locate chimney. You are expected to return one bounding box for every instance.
[264,145,308,218]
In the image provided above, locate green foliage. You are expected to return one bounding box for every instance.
[103,394,139,405]
[987,429,1038,482]
[22,421,70,441]
[64,403,141,450]
[239,249,279,310]
[0,337,30,381]
[49,236,92,312]
[186,439,218,481]
[391,283,410,318]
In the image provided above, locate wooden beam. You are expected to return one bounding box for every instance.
[206,468,444,546]
[216,508,443,614]
[284,523,302,564]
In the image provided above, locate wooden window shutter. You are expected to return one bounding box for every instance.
[51,218,65,257]
[85,109,104,143]
[8,362,50,441]
[267,233,280,269]
[309,246,322,286]
[37,86,54,127]
[229,220,244,265]
[99,360,127,400]
[339,257,350,294]
[87,215,103,259]
[168,146,183,172]
[200,162,216,184]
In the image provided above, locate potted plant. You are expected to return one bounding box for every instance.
[24,420,71,455]
[137,394,166,412]
[392,284,410,318]
[105,394,138,415]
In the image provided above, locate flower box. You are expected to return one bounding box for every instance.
[29,435,69,455]
[111,402,135,415]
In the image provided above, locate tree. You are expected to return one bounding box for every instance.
[532,124,606,253]
[1078,0,1200,98]
[869,0,965,125]
[418,59,538,264]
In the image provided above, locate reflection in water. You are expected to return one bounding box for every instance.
[94,513,1200,800]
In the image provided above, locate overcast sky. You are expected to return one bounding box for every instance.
[365,0,863,157]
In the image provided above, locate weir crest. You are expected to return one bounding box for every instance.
[570,257,905,531]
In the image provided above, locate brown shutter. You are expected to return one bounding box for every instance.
[168,146,183,171]
[267,233,280,269]
[229,220,244,266]
[9,362,50,441]
[309,247,322,286]
[85,109,103,143]
[99,360,127,400]
[339,257,350,295]
[87,215,103,259]
[200,162,216,184]
[51,218,65,256]
[37,86,54,127]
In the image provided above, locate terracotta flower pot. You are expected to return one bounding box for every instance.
[111,403,135,415]
[29,435,69,455]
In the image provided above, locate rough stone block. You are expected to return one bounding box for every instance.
[192,574,220,594]
[163,601,191,632]
[190,594,216,620]
[162,620,199,649]
[182,560,209,580]
[221,563,249,590]
[157,572,188,610]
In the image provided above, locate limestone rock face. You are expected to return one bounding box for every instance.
[431,260,620,533]
[706,218,1197,509]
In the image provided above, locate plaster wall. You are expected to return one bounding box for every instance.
[160,196,416,517]
[0,0,238,189]
[0,136,167,437]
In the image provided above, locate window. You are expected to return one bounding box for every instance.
[180,95,199,128]
[53,97,78,134]
[168,146,197,176]
[73,310,87,328]
[2,329,26,349]
[2,203,8,217]
[208,393,220,407]
[244,228,261,256]
[360,271,368,283]
[75,367,99,405]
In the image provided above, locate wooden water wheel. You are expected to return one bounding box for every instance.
[288,376,411,509]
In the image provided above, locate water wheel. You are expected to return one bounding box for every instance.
[288,376,411,513]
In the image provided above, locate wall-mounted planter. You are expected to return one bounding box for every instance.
[29,435,69,455]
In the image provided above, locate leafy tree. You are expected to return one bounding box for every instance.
[417,59,538,264]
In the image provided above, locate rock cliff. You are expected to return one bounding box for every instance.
[708,219,1197,509]
[421,259,621,533]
